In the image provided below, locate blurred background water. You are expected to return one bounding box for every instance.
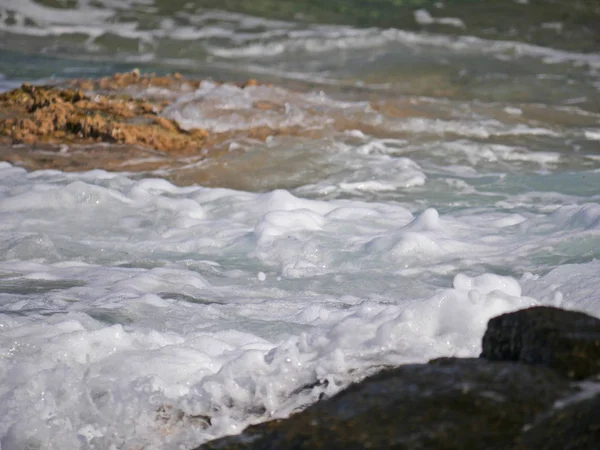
[1,0,599,106]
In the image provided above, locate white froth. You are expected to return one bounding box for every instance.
[585,130,600,141]
[164,82,371,134]
[0,164,599,449]
[414,9,466,29]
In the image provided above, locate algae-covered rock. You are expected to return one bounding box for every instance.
[0,73,277,175]
[0,81,208,153]
[0,71,431,179]
[481,306,600,380]
[0,72,338,177]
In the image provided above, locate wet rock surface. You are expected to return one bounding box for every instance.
[0,81,209,152]
[0,71,433,181]
[0,73,292,176]
[515,386,600,450]
[482,306,600,380]
[196,306,600,450]
[65,71,261,96]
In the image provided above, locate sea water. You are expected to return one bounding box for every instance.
[0,1,600,449]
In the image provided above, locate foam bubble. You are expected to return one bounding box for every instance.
[414,9,466,29]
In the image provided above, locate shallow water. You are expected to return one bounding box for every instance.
[1,1,600,449]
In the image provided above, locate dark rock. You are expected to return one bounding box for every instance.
[196,359,579,450]
[516,389,600,450]
[194,307,600,450]
[481,306,600,379]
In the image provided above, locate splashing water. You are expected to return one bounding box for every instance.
[1,0,600,449]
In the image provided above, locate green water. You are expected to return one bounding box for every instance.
[186,0,600,50]
[0,0,599,194]
[1,0,600,83]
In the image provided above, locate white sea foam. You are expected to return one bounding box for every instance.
[163,82,339,133]
[414,9,466,29]
[162,81,569,155]
[585,129,600,141]
[205,26,600,72]
[0,163,599,449]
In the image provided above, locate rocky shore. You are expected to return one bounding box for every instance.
[0,72,256,174]
[0,71,429,184]
[196,306,600,450]
[0,72,310,177]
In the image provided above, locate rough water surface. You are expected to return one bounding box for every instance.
[0,1,599,449]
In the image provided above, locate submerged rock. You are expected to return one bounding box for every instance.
[195,306,600,450]
[65,70,260,95]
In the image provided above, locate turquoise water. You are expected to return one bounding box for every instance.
[0,1,600,449]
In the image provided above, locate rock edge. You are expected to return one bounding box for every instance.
[195,306,600,450]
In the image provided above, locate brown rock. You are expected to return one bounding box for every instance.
[0,71,422,181]
[0,83,209,154]
[66,70,265,95]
